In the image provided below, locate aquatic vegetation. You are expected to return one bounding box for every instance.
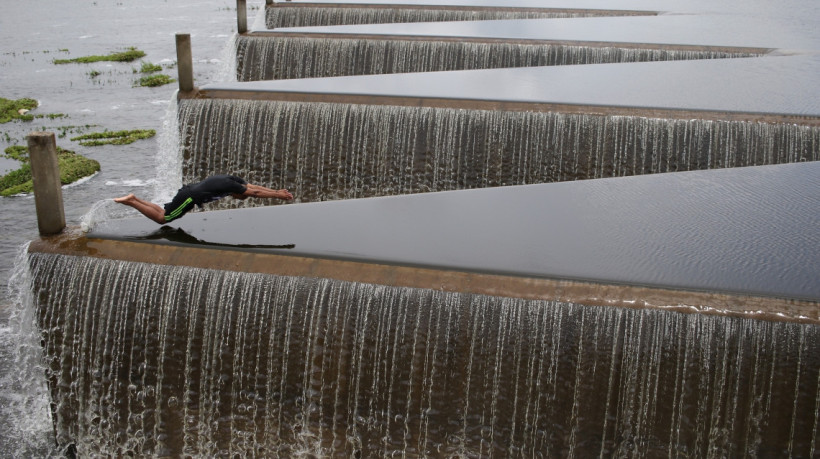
[88,70,102,78]
[55,124,97,139]
[138,61,163,73]
[138,74,176,87]
[0,146,100,197]
[0,97,38,123]
[70,129,156,146]
[2,145,28,161]
[53,47,146,64]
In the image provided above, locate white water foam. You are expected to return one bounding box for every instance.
[152,93,182,205]
[0,243,54,457]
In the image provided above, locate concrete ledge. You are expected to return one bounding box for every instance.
[269,2,657,15]
[265,2,657,29]
[244,31,771,55]
[29,232,820,324]
[196,55,820,120]
[185,88,820,126]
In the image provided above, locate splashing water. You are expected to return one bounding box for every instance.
[215,34,239,84]
[152,94,183,205]
[0,244,56,457]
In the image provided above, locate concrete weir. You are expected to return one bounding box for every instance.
[36,161,820,313]
[27,162,820,456]
[181,56,820,205]
[240,6,798,81]
[235,30,766,81]
[264,0,656,29]
[25,0,820,455]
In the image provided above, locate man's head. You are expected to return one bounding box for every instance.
[231,193,248,200]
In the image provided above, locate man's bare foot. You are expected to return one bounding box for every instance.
[114,194,135,203]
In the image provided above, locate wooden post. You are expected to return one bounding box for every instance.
[27,132,65,235]
[175,34,194,93]
[237,0,248,34]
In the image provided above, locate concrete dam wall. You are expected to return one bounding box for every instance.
[26,247,820,456]
[179,96,819,207]
[264,2,655,29]
[235,35,763,81]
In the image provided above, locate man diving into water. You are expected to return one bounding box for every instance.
[114,174,293,224]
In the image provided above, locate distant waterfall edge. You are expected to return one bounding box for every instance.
[29,251,820,457]
[178,97,819,207]
[234,36,763,81]
[264,5,656,29]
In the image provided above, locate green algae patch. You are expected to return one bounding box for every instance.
[71,129,155,146]
[139,62,163,73]
[138,74,176,87]
[54,47,146,64]
[0,97,38,123]
[1,146,100,197]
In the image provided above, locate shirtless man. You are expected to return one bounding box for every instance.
[114,174,293,224]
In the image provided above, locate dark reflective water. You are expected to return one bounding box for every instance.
[93,161,820,302]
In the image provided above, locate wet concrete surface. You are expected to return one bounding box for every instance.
[91,161,820,302]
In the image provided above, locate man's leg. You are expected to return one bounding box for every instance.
[114,194,166,224]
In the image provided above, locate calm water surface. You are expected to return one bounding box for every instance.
[0,1,263,455]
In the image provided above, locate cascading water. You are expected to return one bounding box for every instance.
[28,252,820,457]
[178,98,820,207]
[266,7,645,29]
[0,244,55,456]
[235,36,763,81]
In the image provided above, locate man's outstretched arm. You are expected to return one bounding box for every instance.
[242,184,294,200]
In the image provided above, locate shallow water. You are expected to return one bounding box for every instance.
[0,0,263,455]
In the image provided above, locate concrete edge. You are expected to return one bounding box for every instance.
[28,231,820,325]
[266,2,659,16]
[179,88,820,126]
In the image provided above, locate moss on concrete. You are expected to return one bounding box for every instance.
[0,145,100,197]
[70,129,155,146]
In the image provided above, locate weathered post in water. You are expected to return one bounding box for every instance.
[175,34,194,92]
[237,0,248,34]
[27,132,65,235]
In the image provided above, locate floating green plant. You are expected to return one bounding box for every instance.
[54,47,146,64]
[139,61,163,73]
[55,124,98,139]
[138,74,176,87]
[0,97,38,123]
[71,129,156,146]
[0,146,100,197]
[2,145,28,161]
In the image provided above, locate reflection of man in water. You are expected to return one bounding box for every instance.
[114,174,293,224]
